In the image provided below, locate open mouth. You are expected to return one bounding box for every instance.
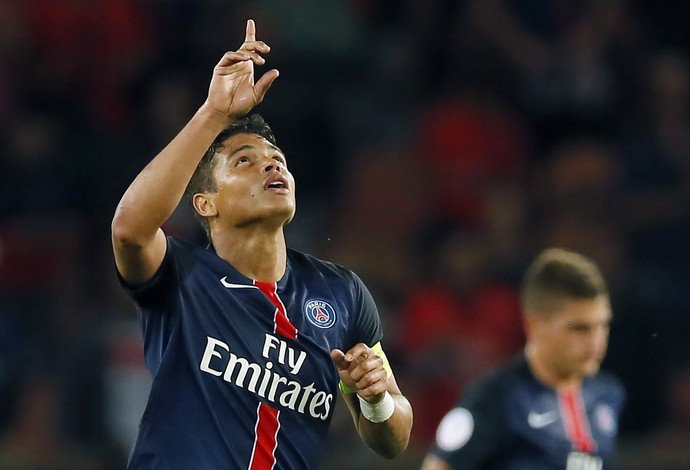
[267,181,286,189]
[264,174,289,192]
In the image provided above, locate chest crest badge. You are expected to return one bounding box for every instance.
[304,299,337,329]
[594,404,617,436]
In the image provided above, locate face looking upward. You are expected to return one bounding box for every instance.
[528,295,612,384]
[195,133,296,230]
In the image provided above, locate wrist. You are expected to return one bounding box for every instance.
[196,103,234,131]
[358,391,395,423]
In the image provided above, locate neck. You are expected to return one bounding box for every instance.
[211,225,287,282]
[524,344,582,391]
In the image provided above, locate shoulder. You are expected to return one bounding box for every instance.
[596,369,625,388]
[287,249,353,275]
[287,250,382,343]
[287,249,376,307]
[589,369,627,403]
[118,236,202,306]
[162,236,206,261]
[169,236,208,256]
[287,249,361,284]
[164,236,209,274]
[466,358,528,400]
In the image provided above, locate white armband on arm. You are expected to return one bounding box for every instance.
[338,342,396,422]
[358,391,395,423]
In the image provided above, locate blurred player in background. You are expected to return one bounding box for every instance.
[422,248,625,470]
[111,19,412,469]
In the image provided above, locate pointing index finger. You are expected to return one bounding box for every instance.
[245,19,256,42]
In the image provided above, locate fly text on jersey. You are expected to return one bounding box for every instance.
[199,334,333,420]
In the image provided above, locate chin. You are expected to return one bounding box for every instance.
[582,362,602,377]
[261,204,296,222]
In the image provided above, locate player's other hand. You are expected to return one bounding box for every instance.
[331,344,388,404]
[204,19,279,120]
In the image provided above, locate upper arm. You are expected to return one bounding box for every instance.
[112,226,168,285]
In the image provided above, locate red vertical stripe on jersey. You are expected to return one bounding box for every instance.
[254,281,298,340]
[558,389,596,454]
[249,402,280,470]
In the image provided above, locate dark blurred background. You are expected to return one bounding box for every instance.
[0,0,689,469]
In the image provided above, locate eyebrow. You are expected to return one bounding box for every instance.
[228,143,284,158]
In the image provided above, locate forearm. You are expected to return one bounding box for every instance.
[355,393,413,459]
[112,104,228,243]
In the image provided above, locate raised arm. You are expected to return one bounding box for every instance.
[331,343,413,459]
[111,19,279,284]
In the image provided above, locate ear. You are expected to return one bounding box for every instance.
[522,313,539,341]
[193,193,218,218]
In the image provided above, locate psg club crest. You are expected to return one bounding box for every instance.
[304,299,337,329]
[594,404,617,436]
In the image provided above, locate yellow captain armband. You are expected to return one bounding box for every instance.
[339,381,356,394]
[338,342,393,394]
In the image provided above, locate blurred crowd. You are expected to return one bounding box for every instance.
[0,1,689,469]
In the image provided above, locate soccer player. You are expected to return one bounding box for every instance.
[421,248,625,470]
[111,19,413,469]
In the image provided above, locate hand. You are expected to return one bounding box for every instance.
[204,19,279,120]
[331,344,389,404]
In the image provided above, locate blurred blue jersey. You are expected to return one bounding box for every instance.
[119,237,383,469]
[430,357,625,470]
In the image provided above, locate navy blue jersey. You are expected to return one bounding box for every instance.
[120,237,383,470]
[430,357,625,470]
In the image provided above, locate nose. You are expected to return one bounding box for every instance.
[262,159,284,173]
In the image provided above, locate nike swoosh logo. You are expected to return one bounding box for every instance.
[527,410,559,428]
[220,277,258,289]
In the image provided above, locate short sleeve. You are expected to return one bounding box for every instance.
[115,237,198,373]
[346,272,383,348]
[116,237,196,309]
[429,377,507,469]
